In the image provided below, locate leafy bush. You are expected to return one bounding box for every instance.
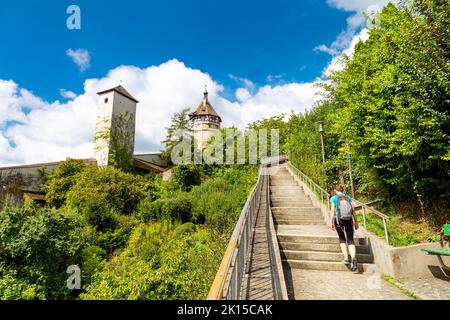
[66,166,147,215]
[81,197,118,231]
[0,206,83,299]
[172,164,203,191]
[40,159,86,208]
[81,245,106,286]
[135,198,164,222]
[80,223,226,300]
[161,197,192,223]
[189,177,248,231]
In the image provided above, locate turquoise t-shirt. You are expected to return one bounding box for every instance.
[330,192,353,218]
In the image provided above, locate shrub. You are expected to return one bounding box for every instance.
[0,206,83,299]
[81,245,106,286]
[40,159,86,208]
[161,197,192,223]
[174,222,196,237]
[80,223,225,300]
[172,164,202,192]
[66,166,147,215]
[189,177,248,231]
[135,198,164,222]
[81,197,118,231]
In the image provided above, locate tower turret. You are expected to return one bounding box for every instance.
[189,86,222,149]
[94,85,139,170]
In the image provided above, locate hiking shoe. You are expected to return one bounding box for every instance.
[351,259,358,271]
[342,259,351,265]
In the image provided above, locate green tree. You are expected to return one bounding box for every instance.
[161,108,193,166]
[40,159,86,208]
[0,206,83,299]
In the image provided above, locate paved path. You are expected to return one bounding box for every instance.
[284,269,412,300]
[402,277,450,300]
[240,175,274,300]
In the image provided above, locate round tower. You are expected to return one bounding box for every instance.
[189,86,222,149]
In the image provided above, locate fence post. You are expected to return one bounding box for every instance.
[383,218,389,245]
[362,206,367,229]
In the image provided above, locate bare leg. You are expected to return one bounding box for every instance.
[339,243,349,259]
[348,244,356,260]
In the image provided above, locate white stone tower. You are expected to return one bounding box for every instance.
[189,86,222,149]
[94,85,139,169]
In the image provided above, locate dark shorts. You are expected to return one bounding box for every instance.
[334,218,354,245]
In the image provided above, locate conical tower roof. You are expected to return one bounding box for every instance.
[189,86,222,122]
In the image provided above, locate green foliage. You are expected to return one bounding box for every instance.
[95,113,136,172]
[81,197,118,231]
[188,166,257,232]
[81,245,106,286]
[283,1,450,225]
[0,206,83,299]
[80,222,227,300]
[161,197,192,223]
[40,159,86,208]
[172,164,202,191]
[161,108,193,167]
[66,166,147,215]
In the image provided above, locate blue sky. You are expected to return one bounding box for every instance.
[0,0,388,165]
[0,0,352,101]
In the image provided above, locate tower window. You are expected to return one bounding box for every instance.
[104,98,109,103]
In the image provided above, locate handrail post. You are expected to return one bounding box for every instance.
[362,206,367,229]
[383,218,389,245]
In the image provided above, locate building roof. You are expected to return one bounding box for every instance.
[133,158,166,173]
[97,85,139,103]
[189,87,222,122]
[0,158,97,170]
[23,192,46,202]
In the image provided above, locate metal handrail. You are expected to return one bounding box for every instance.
[264,166,288,300]
[287,161,390,245]
[207,158,288,300]
[207,168,262,300]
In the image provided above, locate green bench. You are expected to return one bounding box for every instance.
[421,224,450,278]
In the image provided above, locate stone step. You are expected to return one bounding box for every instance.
[271,207,321,214]
[271,201,313,207]
[282,259,372,272]
[270,190,309,198]
[270,182,298,186]
[277,234,368,246]
[275,219,326,225]
[281,250,373,263]
[270,193,311,201]
[270,186,303,190]
[279,241,370,254]
[273,212,323,219]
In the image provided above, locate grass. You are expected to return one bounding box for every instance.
[357,211,441,247]
[383,275,416,299]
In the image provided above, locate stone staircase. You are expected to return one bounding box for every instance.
[270,166,374,273]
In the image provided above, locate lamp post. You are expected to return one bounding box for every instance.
[347,155,355,198]
[316,121,326,164]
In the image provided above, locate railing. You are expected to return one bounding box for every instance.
[264,166,288,300]
[287,161,391,245]
[207,157,287,300]
[207,169,263,300]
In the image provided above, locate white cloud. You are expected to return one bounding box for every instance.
[59,89,77,99]
[316,0,390,63]
[66,48,91,72]
[266,73,285,82]
[235,88,252,102]
[0,59,323,166]
[323,28,370,76]
[229,74,255,90]
[326,0,389,13]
